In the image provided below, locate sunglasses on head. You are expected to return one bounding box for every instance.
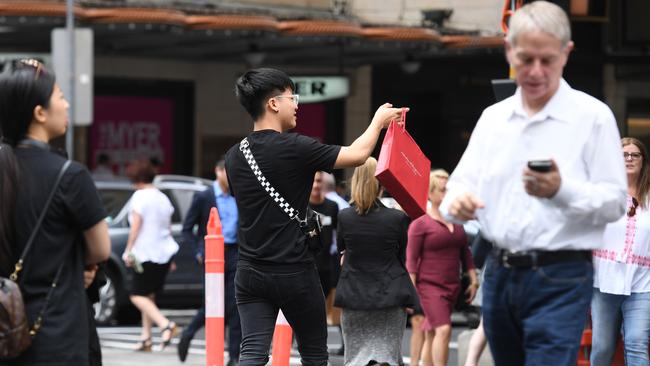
[9,58,45,79]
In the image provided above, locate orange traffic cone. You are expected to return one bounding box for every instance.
[271,310,293,366]
[205,207,225,366]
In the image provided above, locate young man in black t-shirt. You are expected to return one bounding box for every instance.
[225,67,404,365]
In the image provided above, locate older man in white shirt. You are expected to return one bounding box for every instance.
[440,2,627,365]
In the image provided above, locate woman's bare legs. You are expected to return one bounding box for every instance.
[422,331,434,366]
[432,324,452,366]
[410,315,425,366]
[464,318,487,366]
[130,294,169,328]
[130,293,176,346]
[141,307,153,340]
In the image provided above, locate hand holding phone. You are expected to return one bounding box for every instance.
[523,159,561,198]
[528,160,552,173]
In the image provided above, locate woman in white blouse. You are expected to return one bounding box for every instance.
[592,137,650,365]
[122,159,180,352]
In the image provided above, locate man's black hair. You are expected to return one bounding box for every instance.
[235,68,295,121]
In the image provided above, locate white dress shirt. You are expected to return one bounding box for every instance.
[440,79,627,252]
[325,191,350,211]
[594,196,650,295]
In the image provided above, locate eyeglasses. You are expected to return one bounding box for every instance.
[10,58,44,79]
[272,94,299,106]
[624,152,642,161]
[628,197,639,217]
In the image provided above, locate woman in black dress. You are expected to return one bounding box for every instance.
[334,157,419,365]
[0,59,110,365]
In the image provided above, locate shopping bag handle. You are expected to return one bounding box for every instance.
[395,108,407,130]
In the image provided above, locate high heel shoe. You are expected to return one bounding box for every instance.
[135,337,152,352]
[160,321,178,350]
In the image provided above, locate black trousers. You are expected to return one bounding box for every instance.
[87,297,102,366]
[235,262,328,366]
[182,245,241,360]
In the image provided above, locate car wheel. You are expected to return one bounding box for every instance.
[94,269,119,325]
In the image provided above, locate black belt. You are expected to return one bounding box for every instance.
[493,248,591,268]
[225,243,238,249]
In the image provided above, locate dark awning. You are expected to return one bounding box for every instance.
[0,1,504,66]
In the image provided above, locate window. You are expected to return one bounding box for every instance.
[98,188,134,223]
[626,99,650,148]
[170,189,199,222]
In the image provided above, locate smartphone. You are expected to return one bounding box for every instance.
[528,160,552,173]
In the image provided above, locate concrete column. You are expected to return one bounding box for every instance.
[603,63,626,133]
[343,65,373,179]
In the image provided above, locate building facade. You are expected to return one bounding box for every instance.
[1,0,646,178]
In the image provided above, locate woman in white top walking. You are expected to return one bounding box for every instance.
[122,159,180,352]
[592,137,650,366]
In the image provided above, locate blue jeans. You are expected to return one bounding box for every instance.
[235,262,328,366]
[591,289,650,366]
[482,255,593,366]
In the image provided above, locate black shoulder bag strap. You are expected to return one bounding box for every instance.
[9,159,71,336]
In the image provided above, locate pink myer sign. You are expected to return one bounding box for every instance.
[90,96,174,175]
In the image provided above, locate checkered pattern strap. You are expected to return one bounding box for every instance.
[240,138,301,222]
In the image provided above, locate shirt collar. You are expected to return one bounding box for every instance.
[213,181,225,197]
[510,78,574,124]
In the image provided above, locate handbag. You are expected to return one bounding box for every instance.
[454,243,472,312]
[239,138,323,252]
[375,108,431,219]
[0,160,70,359]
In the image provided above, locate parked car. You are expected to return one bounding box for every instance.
[93,175,212,325]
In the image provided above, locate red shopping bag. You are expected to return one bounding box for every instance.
[375,109,430,219]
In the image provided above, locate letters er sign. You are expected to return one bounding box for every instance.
[291,76,349,104]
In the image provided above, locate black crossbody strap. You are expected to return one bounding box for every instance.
[239,138,307,225]
[8,160,71,336]
[29,261,64,336]
[10,160,71,280]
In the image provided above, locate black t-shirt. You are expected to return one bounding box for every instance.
[225,130,341,267]
[309,198,339,271]
[9,146,106,366]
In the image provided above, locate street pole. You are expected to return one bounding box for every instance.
[65,0,75,157]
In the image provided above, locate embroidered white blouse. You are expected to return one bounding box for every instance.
[594,195,650,295]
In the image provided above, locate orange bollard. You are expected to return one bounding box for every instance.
[205,207,225,366]
[271,310,293,366]
[577,328,591,366]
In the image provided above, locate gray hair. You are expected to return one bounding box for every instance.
[506,1,571,47]
[321,171,336,191]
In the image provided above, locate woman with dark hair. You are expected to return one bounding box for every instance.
[0,59,110,365]
[334,157,419,366]
[591,137,650,365]
[123,159,179,351]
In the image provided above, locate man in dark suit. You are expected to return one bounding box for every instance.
[178,158,241,365]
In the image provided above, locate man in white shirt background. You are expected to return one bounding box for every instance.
[321,172,350,211]
[440,2,627,365]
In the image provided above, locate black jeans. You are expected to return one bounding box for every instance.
[235,262,328,365]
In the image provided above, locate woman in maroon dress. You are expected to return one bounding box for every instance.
[407,169,478,366]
